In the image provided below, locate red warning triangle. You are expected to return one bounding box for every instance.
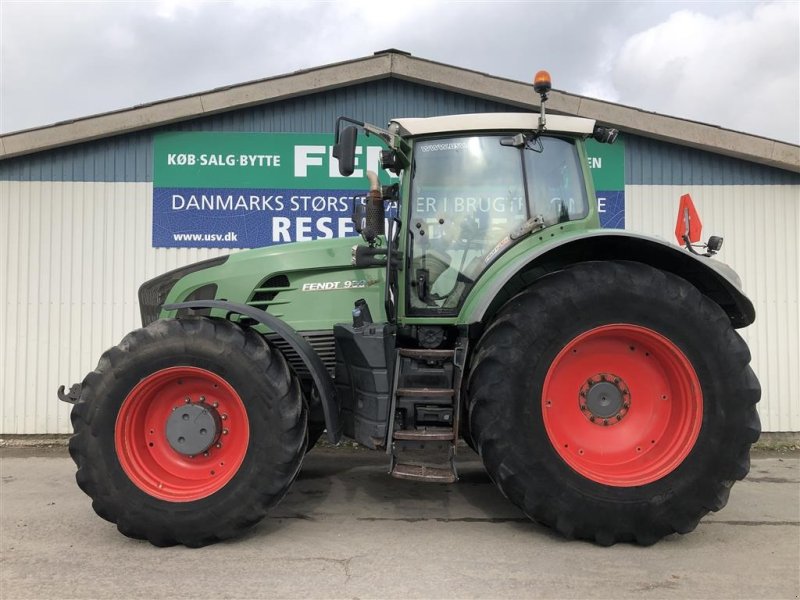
[675,194,703,245]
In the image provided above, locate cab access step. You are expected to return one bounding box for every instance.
[387,346,466,483]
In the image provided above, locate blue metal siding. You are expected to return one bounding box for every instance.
[0,133,153,183]
[625,134,799,186]
[0,78,520,182]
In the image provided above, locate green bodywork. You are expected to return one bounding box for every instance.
[161,238,389,330]
[160,220,599,329]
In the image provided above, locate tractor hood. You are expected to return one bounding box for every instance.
[141,237,386,331]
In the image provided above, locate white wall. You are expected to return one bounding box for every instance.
[0,181,234,433]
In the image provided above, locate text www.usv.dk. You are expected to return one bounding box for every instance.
[172,232,239,242]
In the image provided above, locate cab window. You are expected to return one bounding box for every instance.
[407,134,588,314]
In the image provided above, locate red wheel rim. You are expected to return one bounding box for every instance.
[115,366,249,502]
[542,324,702,487]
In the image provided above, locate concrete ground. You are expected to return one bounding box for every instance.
[1,446,798,600]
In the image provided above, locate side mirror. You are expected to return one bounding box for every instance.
[333,126,358,176]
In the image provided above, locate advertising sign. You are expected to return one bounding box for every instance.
[586,137,626,229]
[153,132,625,249]
[153,132,398,248]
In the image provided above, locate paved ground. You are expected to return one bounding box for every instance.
[1,446,798,600]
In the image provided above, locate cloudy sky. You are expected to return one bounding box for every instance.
[1,1,798,143]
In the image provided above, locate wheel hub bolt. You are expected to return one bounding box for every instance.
[579,373,630,426]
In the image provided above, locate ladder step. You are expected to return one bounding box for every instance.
[393,427,455,441]
[391,463,457,483]
[396,387,454,397]
[399,348,455,360]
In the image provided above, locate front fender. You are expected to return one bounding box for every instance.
[459,230,755,328]
[164,300,341,443]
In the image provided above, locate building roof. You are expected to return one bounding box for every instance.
[1,50,798,172]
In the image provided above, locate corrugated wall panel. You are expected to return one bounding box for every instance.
[625,135,799,186]
[0,181,235,433]
[626,184,800,432]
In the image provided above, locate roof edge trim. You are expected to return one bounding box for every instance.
[0,53,392,160]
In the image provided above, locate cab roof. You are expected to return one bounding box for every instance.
[390,113,596,137]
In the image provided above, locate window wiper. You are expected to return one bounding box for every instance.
[482,215,546,268]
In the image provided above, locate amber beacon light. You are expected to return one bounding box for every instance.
[533,70,552,94]
[534,70,552,131]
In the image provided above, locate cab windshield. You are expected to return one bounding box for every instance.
[408,134,588,314]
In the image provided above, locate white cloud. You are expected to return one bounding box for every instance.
[582,2,799,143]
[0,1,797,144]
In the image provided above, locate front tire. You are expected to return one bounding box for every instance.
[69,317,307,547]
[468,261,760,545]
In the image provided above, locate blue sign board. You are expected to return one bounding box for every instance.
[596,190,625,229]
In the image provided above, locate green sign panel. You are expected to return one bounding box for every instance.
[586,137,625,190]
[154,132,395,189]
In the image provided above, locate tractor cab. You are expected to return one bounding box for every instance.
[334,109,608,321]
[403,128,590,314]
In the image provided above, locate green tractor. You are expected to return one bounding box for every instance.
[60,73,760,547]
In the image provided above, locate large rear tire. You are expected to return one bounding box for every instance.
[468,261,760,545]
[69,317,307,547]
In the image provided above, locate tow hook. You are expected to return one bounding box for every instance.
[57,383,82,404]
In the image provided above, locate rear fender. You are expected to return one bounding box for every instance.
[460,231,755,329]
[164,300,341,443]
